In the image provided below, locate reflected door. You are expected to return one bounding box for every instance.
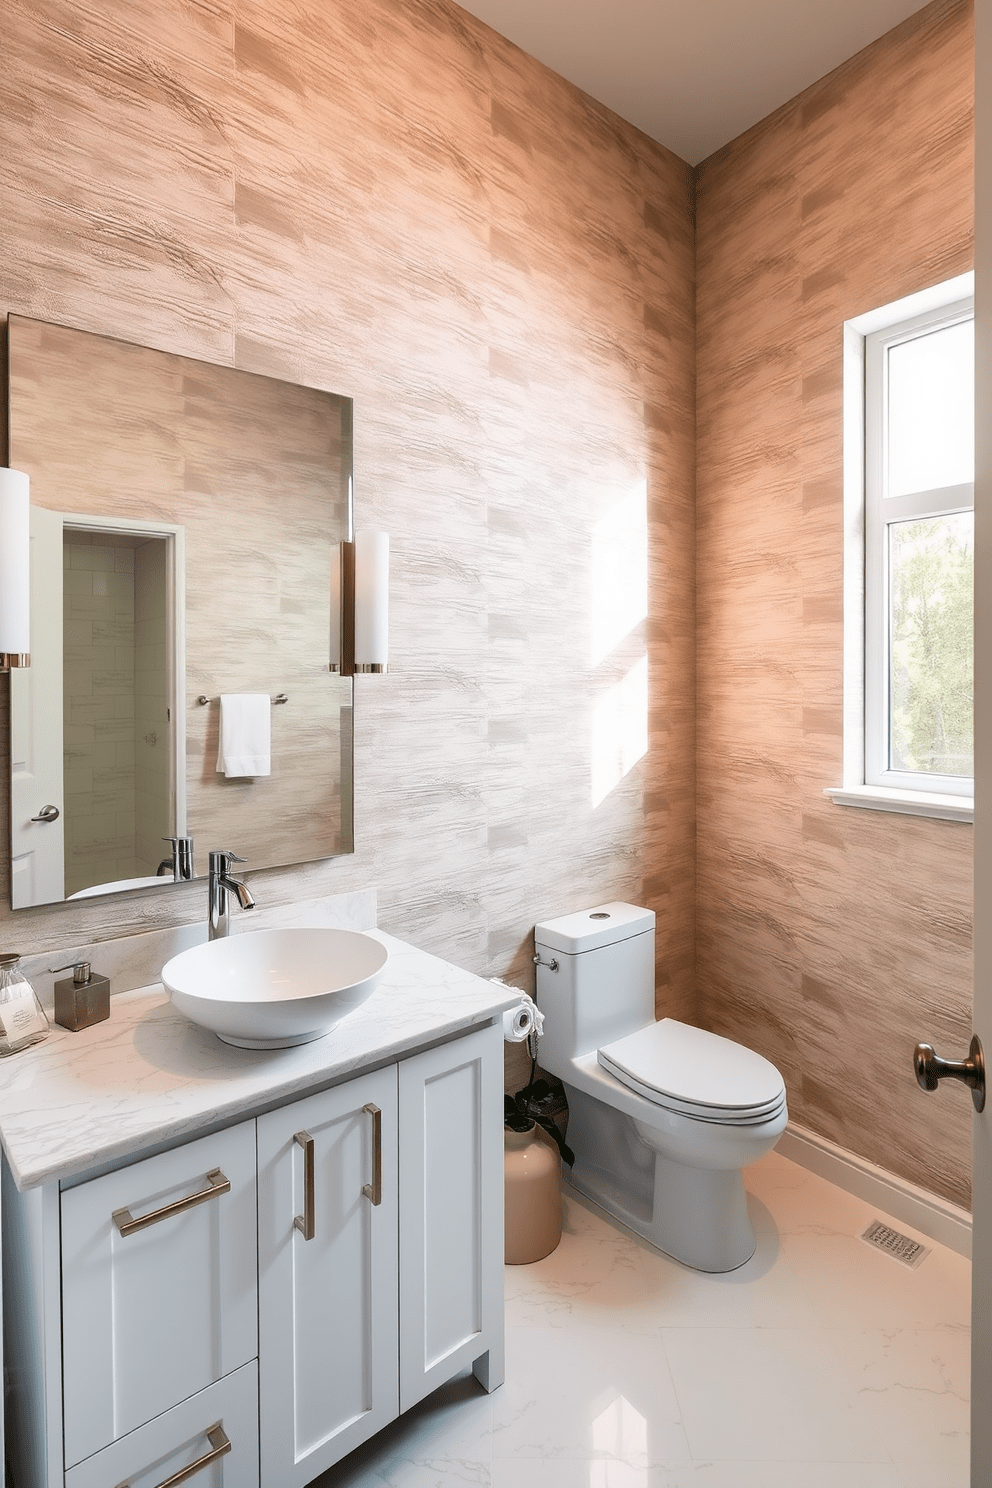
[10,506,64,908]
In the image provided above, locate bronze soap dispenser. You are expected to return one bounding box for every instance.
[53,961,110,1032]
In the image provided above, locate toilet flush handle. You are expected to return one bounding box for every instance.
[533,954,559,972]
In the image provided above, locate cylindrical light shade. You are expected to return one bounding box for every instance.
[0,468,30,666]
[353,530,389,673]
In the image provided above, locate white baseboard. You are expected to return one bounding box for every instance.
[777,1122,972,1260]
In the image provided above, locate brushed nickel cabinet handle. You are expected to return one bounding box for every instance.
[294,1130,315,1240]
[115,1421,231,1488]
[362,1103,382,1206]
[112,1169,231,1237]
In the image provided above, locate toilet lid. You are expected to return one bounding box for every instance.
[598,1019,786,1120]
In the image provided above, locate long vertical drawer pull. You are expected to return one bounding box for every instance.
[115,1420,231,1488]
[112,1169,231,1237]
[362,1103,382,1206]
[294,1130,315,1240]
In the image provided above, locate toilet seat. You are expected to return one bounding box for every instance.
[597,1018,787,1127]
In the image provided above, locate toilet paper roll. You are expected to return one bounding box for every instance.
[503,1001,536,1043]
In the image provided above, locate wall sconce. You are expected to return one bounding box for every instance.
[0,468,30,672]
[354,530,389,674]
[329,531,389,676]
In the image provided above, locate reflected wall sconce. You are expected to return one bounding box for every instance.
[329,531,389,676]
[0,468,30,673]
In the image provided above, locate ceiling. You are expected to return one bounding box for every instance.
[456,0,931,164]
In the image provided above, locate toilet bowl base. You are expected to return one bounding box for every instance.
[563,1083,757,1272]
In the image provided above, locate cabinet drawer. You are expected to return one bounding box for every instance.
[64,1360,258,1488]
[62,1122,258,1468]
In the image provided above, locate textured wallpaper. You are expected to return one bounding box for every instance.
[0,0,696,1044]
[696,0,974,1207]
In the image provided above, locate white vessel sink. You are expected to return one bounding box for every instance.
[161,928,389,1049]
[69,874,169,899]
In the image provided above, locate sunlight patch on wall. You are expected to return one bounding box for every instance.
[591,655,648,808]
[591,482,648,668]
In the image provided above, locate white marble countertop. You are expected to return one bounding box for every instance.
[0,931,522,1192]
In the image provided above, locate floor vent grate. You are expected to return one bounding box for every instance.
[861,1219,930,1269]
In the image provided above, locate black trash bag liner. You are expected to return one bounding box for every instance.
[504,1084,575,1167]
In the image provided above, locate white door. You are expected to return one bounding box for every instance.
[257,1066,398,1487]
[974,3,992,1476]
[398,1023,505,1411]
[10,505,64,907]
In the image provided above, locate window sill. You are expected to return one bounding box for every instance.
[824,786,973,823]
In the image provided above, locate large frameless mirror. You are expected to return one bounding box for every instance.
[7,315,354,908]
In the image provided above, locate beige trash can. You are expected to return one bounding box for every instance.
[504,1121,562,1264]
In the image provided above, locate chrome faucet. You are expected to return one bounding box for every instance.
[208,850,257,940]
[157,835,195,881]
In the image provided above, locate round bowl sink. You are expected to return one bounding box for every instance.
[161,928,388,1049]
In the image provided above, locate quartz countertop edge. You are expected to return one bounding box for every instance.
[0,931,524,1192]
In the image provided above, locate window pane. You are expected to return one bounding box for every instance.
[889,512,973,777]
[887,319,974,496]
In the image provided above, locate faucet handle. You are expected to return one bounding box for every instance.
[162,835,195,881]
[209,849,247,868]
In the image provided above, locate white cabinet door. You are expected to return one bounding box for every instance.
[64,1360,259,1488]
[61,1121,258,1469]
[398,1022,505,1411]
[257,1065,398,1487]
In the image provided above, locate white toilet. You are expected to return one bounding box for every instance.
[534,901,788,1272]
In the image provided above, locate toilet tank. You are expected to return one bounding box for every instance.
[534,903,656,1077]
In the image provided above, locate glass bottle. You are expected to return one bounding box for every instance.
[0,953,50,1056]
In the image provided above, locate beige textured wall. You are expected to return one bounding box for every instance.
[0,0,696,1030]
[695,0,975,1207]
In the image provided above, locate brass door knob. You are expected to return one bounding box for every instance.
[914,1033,985,1113]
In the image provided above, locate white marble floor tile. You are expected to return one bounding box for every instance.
[491,1460,693,1486]
[493,1326,692,1465]
[744,1149,877,1236]
[309,1151,971,1486]
[781,1226,972,1331]
[826,1325,970,1477]
[493,1461,946,1488]
[664,1463,950,1488]
[506,1190,819,1333]
[661,1325,887,1463]
[312,1374,494,1487]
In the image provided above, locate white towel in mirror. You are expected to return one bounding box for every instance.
[216,694,271,777]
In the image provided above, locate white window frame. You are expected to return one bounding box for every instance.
[827,272,974,823]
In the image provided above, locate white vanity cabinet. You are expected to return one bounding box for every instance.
[2,1016,505,1488]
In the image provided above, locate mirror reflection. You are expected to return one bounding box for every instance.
[8,315,354,909]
